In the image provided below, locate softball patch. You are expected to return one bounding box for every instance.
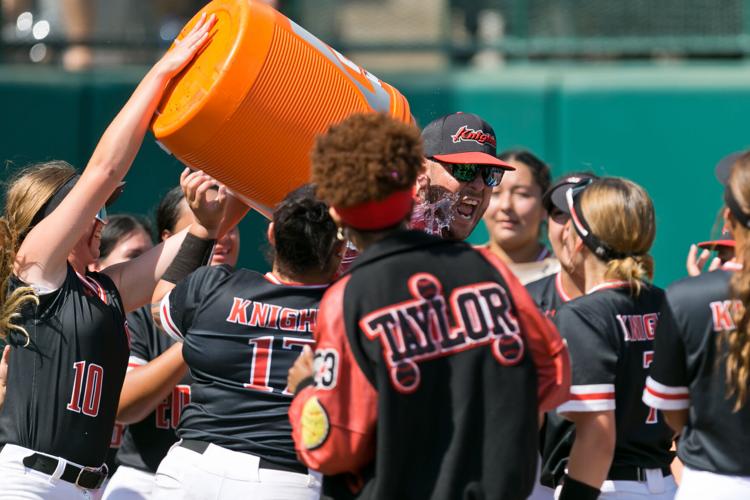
[301,396,329,449]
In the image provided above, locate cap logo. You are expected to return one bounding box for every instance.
[451,126,496,147]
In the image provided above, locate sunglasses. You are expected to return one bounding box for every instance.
[95,206,108,224]
[438,162,505,187]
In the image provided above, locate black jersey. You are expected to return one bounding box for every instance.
[543,282,673,486]
[160,265,326,469]
[0,264,129,467]
[644,265,750,475]
[113,305,192,473]
[526,272,571,318]
[289,230,570,500]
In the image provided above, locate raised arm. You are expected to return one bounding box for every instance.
[104,170,226,313]
[15,14,217,291]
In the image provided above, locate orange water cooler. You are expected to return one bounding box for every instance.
[151,0,412,217]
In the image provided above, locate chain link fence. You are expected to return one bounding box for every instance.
[2,0,750,69]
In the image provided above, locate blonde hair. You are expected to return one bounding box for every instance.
[725,152,750,410]
[579,177,656,295]
[0,161,77,344]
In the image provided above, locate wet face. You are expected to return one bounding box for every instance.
[96,228,154,270]
[483,160,545,253]
[423,158,491,241]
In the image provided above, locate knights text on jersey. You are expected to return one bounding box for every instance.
[526,272,571,318]
[551,283,673,472]
[160,265,326,470]
[289,230,570,500]
[114,305,192,473]
[0,264,129,467]
[643,268,750,475]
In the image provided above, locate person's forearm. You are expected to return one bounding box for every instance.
[84,65,172,184]
[566,415,615,488]
[117,343,187,424]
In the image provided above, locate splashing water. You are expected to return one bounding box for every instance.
[410,190,458,236]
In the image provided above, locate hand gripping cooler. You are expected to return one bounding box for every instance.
[151,0,412,217]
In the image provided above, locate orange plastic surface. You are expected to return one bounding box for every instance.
[151,0,411,217]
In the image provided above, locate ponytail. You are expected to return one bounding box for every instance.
[605,254,654,296]
[0,219,38,346]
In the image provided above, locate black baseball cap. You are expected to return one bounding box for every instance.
[544,172,599,214]
[715,150,748,186]
[421,112,515,170]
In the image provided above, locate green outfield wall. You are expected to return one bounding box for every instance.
[2,63,748,286]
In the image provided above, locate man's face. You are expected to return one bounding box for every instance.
[423,158,492,240]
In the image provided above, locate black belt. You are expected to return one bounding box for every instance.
[22,453,107,490]
[608,465,672,482]
[178,439,308,476]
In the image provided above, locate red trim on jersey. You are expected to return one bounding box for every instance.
[76,272,107,303]
[161,301,182,339]
[263,272,329,289]
[570,391,615,401]
[586,280,630,294]
[477,247,572,412]
[555,273,572,302]
[644,385,689,401]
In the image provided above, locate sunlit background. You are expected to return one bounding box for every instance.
[1,0,749,284]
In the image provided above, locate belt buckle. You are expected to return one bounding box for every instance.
[75,464,106,490]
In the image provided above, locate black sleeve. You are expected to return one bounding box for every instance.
[642,295,690,410]
[160,265,232,341]
[555,303,617,413]
[126,306,154,368]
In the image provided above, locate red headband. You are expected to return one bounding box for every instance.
[335,188,415,231]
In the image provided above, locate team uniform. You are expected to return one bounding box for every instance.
[643,264,750,499]
[526,271,572,319]
[548,281,676,498]
[102,305,192,500]
[0,264,129,498]
[525,272,574,500]
[289,230,570,500]
[153,265,325,499]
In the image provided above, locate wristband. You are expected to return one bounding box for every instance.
[559,475,600,500]
[162,233,215,284]
[294,376,315,395]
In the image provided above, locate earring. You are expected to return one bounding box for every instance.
[336,226,345,241]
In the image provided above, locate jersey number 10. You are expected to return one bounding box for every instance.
[67,361,104,417]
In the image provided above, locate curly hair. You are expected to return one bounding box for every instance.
[271,185,339,277]
[311,113,423,208]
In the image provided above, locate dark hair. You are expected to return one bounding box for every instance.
[99,214,154,259]
[155,186,185,237]
[498,149,552,196]
[271,184,338,277]
[312,113,423,208]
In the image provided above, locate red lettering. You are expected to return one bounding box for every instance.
[267,305,282,329]
[227,298,251,324]
[279,308,299,332]
[644,313,658,340]
[171,385,191,429]
[297,309,317,332]
[155,394,170,429]
[248,302,271,327]
[711,300,736,331]
[67,361,104,417]
[628,315,646,341]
